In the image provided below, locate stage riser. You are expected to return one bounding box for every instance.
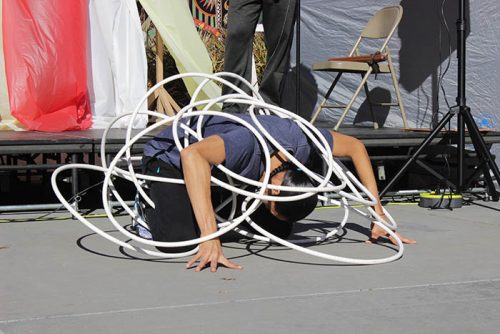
[0,128,499,211]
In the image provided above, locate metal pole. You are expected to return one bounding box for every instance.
[295,0,301,115]
[456,0,467,192]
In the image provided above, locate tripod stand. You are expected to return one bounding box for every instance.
[379,0,500,201]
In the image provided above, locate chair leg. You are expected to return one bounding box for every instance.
[362,78,379,129]
[388,61,408,128]
[311,73,342,124]
[310,97,328,125]
[334,69,372,131]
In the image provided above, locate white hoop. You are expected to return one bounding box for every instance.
[51,72,403,264]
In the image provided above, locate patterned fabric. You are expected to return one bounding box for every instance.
[189,0,229,29]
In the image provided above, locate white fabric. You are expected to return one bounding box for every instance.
[138,0,221,102]
[88,0,148,129]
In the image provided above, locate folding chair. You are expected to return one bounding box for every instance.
[311,5,408,131]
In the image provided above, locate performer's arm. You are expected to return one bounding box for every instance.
[180,135,242,272]
[329,131,416,244]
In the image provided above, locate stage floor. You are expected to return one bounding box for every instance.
[1,200,500,333]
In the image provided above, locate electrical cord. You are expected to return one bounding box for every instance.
[435,0,453,123]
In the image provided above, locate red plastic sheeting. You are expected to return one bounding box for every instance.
[2,0,92,131]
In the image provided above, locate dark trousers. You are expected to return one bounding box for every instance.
[222,0,297,113]
[142,157,293,251]
[142,157,199,252]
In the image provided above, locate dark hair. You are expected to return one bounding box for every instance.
[272,164,318,223]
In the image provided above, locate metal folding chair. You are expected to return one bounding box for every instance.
[311,5,408,130]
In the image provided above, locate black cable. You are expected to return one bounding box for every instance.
[435,0,453,125]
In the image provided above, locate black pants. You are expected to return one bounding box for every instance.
[222,0,297,113]
[142,157,293,251]
[142,157,199,252]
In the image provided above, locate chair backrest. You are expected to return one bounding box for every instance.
[361,5,403,39]
[347,5,402,57]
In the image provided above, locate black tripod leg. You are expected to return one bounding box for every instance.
[379,110,456,198]
[464,151,500,200]
[462,109,500,200]
[482,163,499,201]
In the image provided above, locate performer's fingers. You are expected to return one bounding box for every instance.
[210,259,218,272]
[367,231,416,245]
[221,258,242,270]
[186,254,200,269]
[398,233,417,244]
[366,227,385,244]
[195,258,209,272]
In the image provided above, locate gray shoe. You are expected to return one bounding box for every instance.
[132,193,152,240]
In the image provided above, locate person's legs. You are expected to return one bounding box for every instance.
[222,0,262,113]
[260,0,297,105]
[142,157,199,252]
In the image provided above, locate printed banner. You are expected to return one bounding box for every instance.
[189,0,229,29]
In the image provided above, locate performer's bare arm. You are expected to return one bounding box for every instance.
[329,131,416,245]
[180,135,242,272]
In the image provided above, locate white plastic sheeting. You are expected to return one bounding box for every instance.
[284,0,500,162]
[138,0,221,103]
[88,0,148,129]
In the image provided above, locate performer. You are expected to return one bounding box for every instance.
[222,0,297,113]
[142,113,415,272]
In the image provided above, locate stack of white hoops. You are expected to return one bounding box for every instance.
[51,72,404,265]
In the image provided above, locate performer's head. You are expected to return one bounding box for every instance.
[265,162,318,223]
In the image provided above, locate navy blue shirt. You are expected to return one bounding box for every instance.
[143,114,333,181]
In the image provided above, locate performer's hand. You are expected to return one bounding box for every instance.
[186,238,242,272]
[367,218,416,245]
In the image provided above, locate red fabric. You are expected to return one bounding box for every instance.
[2,0,92,131]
